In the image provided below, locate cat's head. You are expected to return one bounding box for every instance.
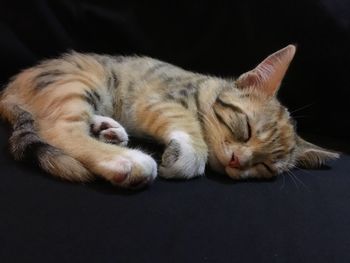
[205,45,339,179]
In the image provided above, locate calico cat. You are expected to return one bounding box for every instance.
[0,45,339,189]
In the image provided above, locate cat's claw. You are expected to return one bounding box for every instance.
[91,115,129,146]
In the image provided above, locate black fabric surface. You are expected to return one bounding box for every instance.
[1,1,350,262]
[1,123,350,262]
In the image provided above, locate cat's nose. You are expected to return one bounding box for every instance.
[229,153,241,169]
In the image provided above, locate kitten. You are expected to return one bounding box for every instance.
[0,45,339,189]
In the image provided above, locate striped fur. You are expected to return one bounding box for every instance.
[0,45,339,188]
[6,105,93,181]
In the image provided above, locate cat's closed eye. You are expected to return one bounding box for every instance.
[243,119,252,142]
[213,98,251,143]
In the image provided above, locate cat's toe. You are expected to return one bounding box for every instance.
[99,127,128,146]
[91,115,129,146]
[91,116,118,134]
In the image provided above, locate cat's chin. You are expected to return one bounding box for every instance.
[225,166,251,180]
[208,154,227,175]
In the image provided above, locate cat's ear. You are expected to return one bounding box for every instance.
[295,136,340,168]
[236,44,296,96]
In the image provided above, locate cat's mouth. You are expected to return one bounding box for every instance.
[212,151,276,180]
[209,150,245,177]
[215,150,243,170]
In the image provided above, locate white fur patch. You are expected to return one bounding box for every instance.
[226,166,251,180]
[99,156,132,178]
[240,170,251,179]
[169,131,191,143]
[125,150,157,180]
[160,131,206,179]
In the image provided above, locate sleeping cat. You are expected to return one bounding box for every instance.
[0,45,339,189]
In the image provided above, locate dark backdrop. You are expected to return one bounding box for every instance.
[1,1,350,263]
[1,0,350,144]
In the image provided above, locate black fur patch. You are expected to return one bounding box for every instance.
[9,107,56,162]
[239,93,251,98]
[179,89,188,97]
[164,93,176,100]
[10,130,39,159]
[34,70,64,89]
[107,71,119,90]
[144,62,168,78]
[85,90,101,111]
[215,97,244,114]
[179,99,189,108]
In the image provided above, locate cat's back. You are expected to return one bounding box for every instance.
[0,52,198,113]
[2,51,193,96]
[105,54,192,84]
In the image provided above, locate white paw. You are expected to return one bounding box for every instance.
[99,150,157,189]
[159,131,207,179]
[125,150,158,182]
[99,156,133,184]
[91,115,128,146]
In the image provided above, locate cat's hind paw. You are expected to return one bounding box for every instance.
[91,115,128,146]
[99,150,157,189]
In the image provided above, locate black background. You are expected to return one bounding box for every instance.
[1,1,350,263]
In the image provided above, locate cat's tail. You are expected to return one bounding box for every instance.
[0,98,93,182]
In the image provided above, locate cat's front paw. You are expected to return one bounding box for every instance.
[91,115,128,146]
[159,132,207,179]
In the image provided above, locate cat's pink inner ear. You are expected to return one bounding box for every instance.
[236,45,296,96]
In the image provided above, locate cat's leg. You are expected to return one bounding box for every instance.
[39,110,156,189]
[91,115,128,146]
[133,102,208,179]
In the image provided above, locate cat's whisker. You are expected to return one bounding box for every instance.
[289,169,307,189]
[279,172,287,190]
[280,160,312,175]
[291,115,309,119]
[289,103,314,114]
[292,165,311,175]
[279,161,308,190]
[286,170,299,190]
